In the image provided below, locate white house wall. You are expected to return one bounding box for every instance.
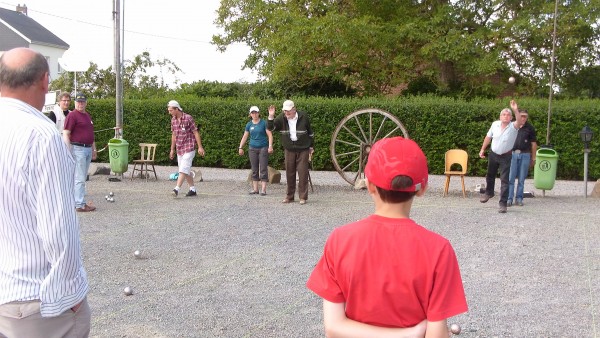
[31,44,67,83]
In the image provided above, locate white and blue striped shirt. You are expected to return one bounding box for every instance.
[0,97,89,317]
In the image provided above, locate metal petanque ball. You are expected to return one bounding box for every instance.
[123,286,133,296]
[450,323,461,335]
[109,192,114,197]
[105,195,109,200]
[134,250,141,258]
[508,76,515,84]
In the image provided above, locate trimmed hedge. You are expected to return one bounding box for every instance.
[88,96,600,180]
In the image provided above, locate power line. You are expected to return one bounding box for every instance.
[0,2,241,45]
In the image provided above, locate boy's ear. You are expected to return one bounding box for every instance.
[365,178,378,195]
[415,184,427,197]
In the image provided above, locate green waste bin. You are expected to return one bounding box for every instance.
[533,147,558,190]
[108,138,129,174]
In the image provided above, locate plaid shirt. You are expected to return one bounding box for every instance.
[171,112,198,155]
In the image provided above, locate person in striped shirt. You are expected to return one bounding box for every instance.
[0,48,91,337]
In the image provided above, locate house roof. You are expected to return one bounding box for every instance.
[0,7,69,49]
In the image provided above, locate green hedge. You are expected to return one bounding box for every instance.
[88,96,600,180]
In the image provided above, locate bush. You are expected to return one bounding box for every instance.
[89,97,600,181]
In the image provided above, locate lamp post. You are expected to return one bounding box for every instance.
[580,126,593,197]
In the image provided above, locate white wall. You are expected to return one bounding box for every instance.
[29,44,68,82]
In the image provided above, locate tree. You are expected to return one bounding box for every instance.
[212,0,600,97]
[49,52,182,99]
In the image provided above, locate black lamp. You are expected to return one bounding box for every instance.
[580,126,593,150]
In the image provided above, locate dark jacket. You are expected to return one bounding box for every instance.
[267,110,314,151]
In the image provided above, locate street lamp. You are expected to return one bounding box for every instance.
[580,126,594,197]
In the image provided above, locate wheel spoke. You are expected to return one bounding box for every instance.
[341,156,359,171]
[336,149,361,157]
[342,125,365,145]
[372,115,389,141]
[335,138,361,148]
[352,115,369,145]
[382,126,401,139]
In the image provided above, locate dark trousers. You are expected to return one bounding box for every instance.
[485,151,512,205]
[284,148,310,200]
[249,147,269,182]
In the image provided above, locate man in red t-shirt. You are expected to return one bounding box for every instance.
[307,137,468,337]
[63,93,96,212]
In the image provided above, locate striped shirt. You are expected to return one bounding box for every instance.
[171,112,198,155]
[0,98,89,317]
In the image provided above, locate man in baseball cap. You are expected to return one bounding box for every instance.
[307,136,467,335]
[167,99,205,197]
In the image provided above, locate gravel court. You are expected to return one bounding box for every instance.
[77,165,599,337]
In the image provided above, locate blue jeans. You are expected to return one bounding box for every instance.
[73,145,92,208]
[508,152,531,203]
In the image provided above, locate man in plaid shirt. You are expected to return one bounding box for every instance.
[168,100,205,197]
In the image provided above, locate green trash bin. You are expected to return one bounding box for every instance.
[533,147,558,190]
[108,138,129,174]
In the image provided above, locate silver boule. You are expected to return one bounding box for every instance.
[450,323,461,335]
[123,286,133,296]
[105,195,109,200]
[134,250,141,258]
[508,76,515,84]
[109,192,114,197]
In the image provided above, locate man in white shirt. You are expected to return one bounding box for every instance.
[0,48,90,337]
[48,91,71,132]
[479,100,522,213]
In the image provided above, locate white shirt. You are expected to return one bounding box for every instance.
[51,103,67,133]
[487,120,518,155]
[0,98,88,317]
[287,113,298,141]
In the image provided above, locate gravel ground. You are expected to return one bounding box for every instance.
[80,164,599,337]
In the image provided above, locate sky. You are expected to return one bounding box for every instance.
[0,0,258,84]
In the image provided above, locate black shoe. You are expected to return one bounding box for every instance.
[480,194,492,203]
[248,190,259,195]
[185,190,197,197]
[171,189,178,197]
[498,204,507,213]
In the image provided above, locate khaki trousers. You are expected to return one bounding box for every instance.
[0,297,90,338]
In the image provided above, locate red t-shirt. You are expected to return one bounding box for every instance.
[307,215,468,327]
[63,110,94,145]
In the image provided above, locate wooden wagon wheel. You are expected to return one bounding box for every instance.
[330,108,409,186]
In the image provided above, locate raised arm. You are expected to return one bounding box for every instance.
[510,100,523,129]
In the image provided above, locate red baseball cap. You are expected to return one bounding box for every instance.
[364,137,428,192]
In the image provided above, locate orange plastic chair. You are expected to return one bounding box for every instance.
[130,143,158,181]
[444,149,468,197]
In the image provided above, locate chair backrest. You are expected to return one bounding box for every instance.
[445,149,468,174]
[139,143,158,161]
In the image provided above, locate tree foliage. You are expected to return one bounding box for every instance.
[49,52,181,99]
[212,0,600,97]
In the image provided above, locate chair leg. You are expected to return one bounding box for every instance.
[461,176,466,198]
[151,164,157,180]
[130,163,137,181]
[444,175,450,197]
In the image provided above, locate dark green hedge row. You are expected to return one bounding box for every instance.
[88,96,600,180]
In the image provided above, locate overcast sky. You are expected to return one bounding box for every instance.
[0,0,258,84]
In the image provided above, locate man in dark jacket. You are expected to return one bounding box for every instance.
[268,100,314,205]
